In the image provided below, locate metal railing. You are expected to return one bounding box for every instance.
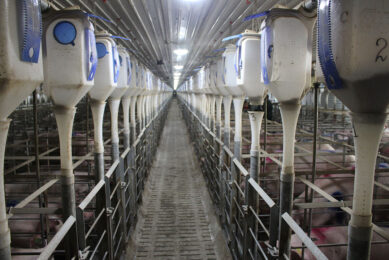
[180,99,328,260]
[34,100,170,260]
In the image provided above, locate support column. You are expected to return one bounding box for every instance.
[232,97,244,160]
[90,101,106,182]
[109,99,121,162]
[347,113,387,260]
[122,98,131,149]
[54,107,78,258]
[216,96,223,139]
[210,95,216,132]
[137,96,143,135]
[130,96,137,144]
[278,102,301,260]
[223,96,232,147]
[248,110,264,181]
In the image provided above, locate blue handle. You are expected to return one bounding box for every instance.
[85,13,112,23]
[112,45,120,83]
[86,28,98,81]
[213,48,226,53]
[111,35,131,41]
[243,11,269,22]
[222,34,242,42]
[317,0,343,89]
[20,0,42,63]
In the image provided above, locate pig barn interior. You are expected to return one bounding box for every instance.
[1,0,389,260]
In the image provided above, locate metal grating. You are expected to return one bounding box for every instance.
[130,101,226,259]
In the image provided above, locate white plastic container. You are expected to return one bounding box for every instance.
[261,8,315,102]
[260,8,315,259]
[88,31,119,101]
[110,46,130,99]
[43,8,97,108]
[319,0,389,113]
[215,57,231,96]
[122,54,137,98]
[209,61,221,96]
[236,30,266,103]
[0,1,44,258]
[197,68,205,94]
[318,1,389,259]
[0,0,44,121]
[223,44,240,96]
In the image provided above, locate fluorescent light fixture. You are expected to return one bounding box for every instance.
[174,72,181,76]
[178,26,187,40]
[174,49,189,56]
[174,65,184,70]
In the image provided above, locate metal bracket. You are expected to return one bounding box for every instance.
[106,207,114,216]
[120,181,127,189]
[242,204,249,215]
[78,246,90,260]
[267,245,279,257]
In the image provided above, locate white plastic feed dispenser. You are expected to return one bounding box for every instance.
[210,61,223,139]
[111,46,130,100]
[0,1,43,259]
[88,31,120,182]
[223,44,240,96]
[215,55,233,146]
[89,31,119,101]
[235,30,265,104]
[261,7,315,259]
[43,9,97,108]
[122,55,137,98]
[200,67,211,125]
[207,63,217,131]
[236,30,266,181]
[42,7,98,224]
[203,65,213,128]
[215,57,232,97]
[0,0,43,121]
[122,54,136,148]
[223,42,244,160]
[318,1,389,259]
[128,57,141,144]
[145,70,153,123]
[261,10,313,103]
[137,64,147,131]
[109,46,129,161]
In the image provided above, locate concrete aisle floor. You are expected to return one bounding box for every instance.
[126,99,231,260]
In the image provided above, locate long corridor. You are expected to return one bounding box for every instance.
[126,100,231,260]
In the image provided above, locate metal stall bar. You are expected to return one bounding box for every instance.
[38,216,76,260]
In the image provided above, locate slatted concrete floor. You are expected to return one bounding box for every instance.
[126,100,231,260]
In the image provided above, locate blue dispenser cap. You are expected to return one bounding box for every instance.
[53,21,77,45]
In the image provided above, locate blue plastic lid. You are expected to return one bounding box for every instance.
[96,42,108,59]
[53,21,77,45]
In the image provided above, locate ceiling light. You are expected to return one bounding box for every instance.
[174,65,184,70]
[178,26,187,40]
[174,49,188,56]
